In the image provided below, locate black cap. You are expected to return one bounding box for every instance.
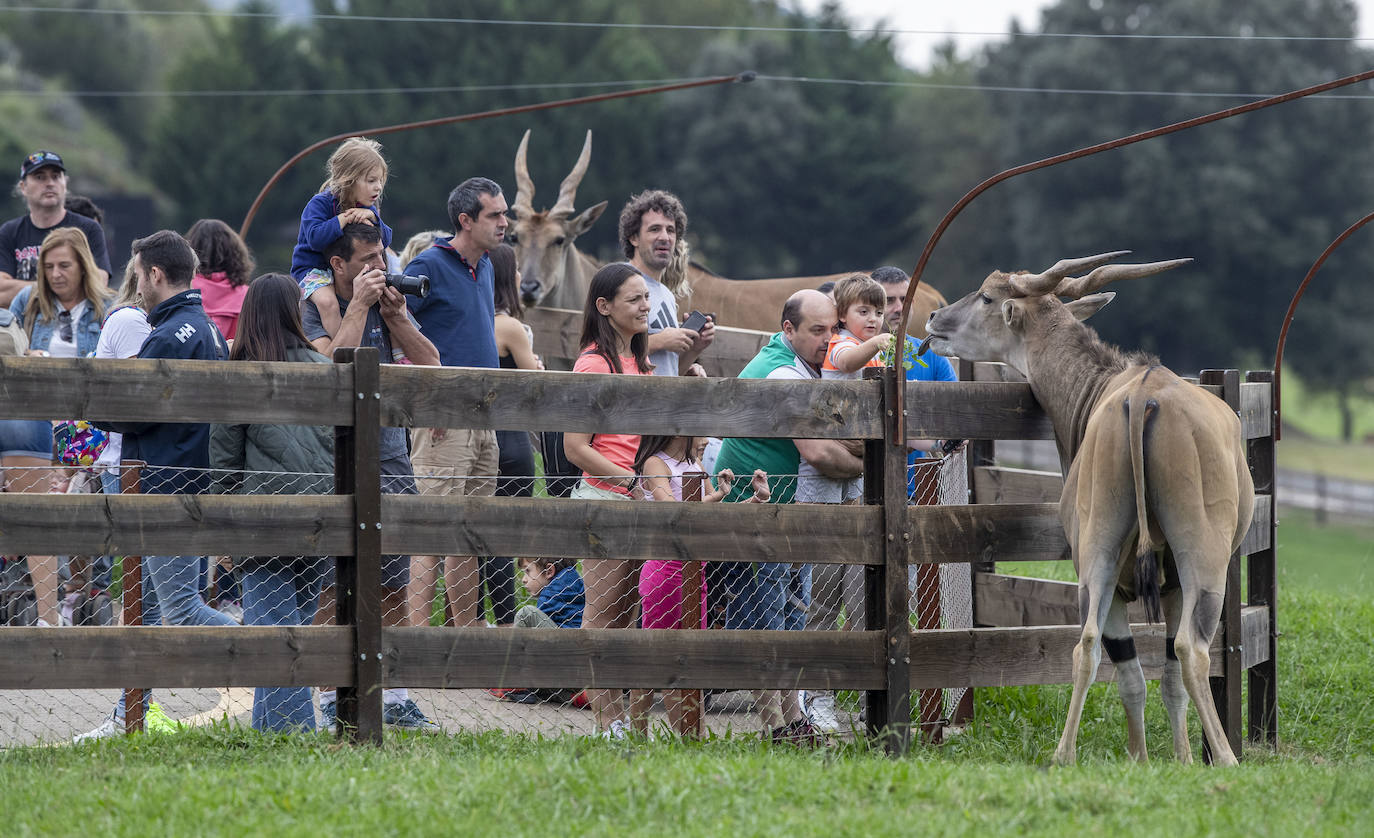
[20,150,65,179]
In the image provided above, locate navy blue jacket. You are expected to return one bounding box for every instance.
[101,288,227,494]
[537,566,585,628]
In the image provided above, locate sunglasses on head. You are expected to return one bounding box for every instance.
[57,309,72,343]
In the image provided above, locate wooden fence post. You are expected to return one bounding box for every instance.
[1200,369,1244,762]
[1246,370,1279,746]
[333,347,383,744]
[863,367,911,753]
[118,460,145,735]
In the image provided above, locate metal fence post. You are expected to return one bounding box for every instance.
[1246,370,1279,747]
[333,347,383,744]
[118,460,145,735]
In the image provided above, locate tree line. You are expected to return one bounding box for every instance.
[2,0,1371,437]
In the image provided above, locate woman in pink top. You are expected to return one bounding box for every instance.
[187,219,254,340]
[563,262,652,738]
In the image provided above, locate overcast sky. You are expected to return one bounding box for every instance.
[798,1,1374,69]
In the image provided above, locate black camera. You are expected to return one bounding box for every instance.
[385,273,430,298]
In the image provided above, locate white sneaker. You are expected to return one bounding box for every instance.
[73,716,121,744]
[806,691,841,733]
[598,719,630,741]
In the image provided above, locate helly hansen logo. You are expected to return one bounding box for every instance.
[174,323,197,343]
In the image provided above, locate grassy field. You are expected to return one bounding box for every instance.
[2,508,1371,836]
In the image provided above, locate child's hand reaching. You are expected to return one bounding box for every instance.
[714,468,736,496]
[748,469,770,503]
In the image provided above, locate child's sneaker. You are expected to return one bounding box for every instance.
[805,690,841,733]
[383,699,440,732]
[73,714,121,743]
[597,718,630,741]
[318,701,337,732]
[145,702,180,733]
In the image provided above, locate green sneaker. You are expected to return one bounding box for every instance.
[145,702,182,734]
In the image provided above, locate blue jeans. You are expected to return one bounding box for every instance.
[721,561,789,631]
[241,558,326,731]
[144,555,237,628]
[784,564,812,631]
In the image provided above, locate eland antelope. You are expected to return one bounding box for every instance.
[922,252,1254,766]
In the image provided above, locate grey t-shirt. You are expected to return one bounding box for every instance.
[301,293,410,462]
[642,271,680,377]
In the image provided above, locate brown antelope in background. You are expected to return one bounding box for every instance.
[507,131,948,337]
[922,252,1254,766]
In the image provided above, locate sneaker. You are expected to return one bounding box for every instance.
[569,689,590,709]
[489,688,541,705]
[73,715,121,743]
[216,600,244,624]
[319,701,337,732]
[806,691,841,733]
[145,702,180,733]
[383,699,440,732]
[598,718,630,741]
[770,718,824,747]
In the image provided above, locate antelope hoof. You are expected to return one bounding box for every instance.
[1052,746,1077,766]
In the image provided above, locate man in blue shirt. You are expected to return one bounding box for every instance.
[873,266,960,497]
[403,177,506,630]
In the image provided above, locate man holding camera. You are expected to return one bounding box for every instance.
[302,221,441,731]
[619,189,714,377]
[402,177,505,628]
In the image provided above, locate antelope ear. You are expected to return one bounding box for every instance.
[570,200,609,236]
[1001,299,1025,332]
[1064,291,1116,321]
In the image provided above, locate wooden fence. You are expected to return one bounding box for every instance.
[0,348,1276,756]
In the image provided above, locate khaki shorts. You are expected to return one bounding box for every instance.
[410,427,499,497]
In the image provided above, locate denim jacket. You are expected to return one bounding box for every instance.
[8,285,102,356]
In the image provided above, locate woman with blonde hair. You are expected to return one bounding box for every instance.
[5,226,113,625]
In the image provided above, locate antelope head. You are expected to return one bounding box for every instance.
[922,251,1191,371]
[508,129,609,307]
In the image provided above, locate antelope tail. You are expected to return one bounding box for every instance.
[1129,393,1162,623]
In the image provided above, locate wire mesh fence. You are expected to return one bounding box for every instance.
[1,442,969,745]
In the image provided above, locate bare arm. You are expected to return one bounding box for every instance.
[309,288,374,356]
[647,328,694,356]
[831,333,894,375]
[641,456,676,502]
[378,287,439,366]
[0,275,30,308]
[564,431,636,491]
[794,438,863,479]
[495,314,540,371]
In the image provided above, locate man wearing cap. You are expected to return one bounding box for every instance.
[0,150,112,306]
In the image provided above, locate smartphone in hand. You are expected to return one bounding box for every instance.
[681,310,709,332]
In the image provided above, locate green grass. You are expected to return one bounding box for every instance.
[3,503,1372,835]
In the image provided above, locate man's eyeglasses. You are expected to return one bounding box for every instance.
[57,310,72,343]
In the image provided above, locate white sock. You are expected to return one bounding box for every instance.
[383,688,408,705]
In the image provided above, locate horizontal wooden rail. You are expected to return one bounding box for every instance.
[0,615,1263,691]
[0,492,1269,566]
[379,366,883,438]
[0,626,354,689]
[0,494,354,557]
[0,356,355,425]
[905,381,1055,441]
[973,466,1064,504]
[525,306,770,377]
[382,495,883,564]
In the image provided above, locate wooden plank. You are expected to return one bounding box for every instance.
[384,627,888,689]
[525,306,770,378]
[973,573,1164,627]
[1245,371,1278,746]
[0,627,355,688]
[335,346,383,745]
[908,503,1071,564]
[1238,494,1273,555]
[1239,381,1272,441]
[0,494,354,557]
[381,495,883,565]
[908,623,1229,688]
[380,365,882,439]
[973,466,1063,504]
[1241,605,1270,670]
[904,381,1055,441]
[0,356,354,425]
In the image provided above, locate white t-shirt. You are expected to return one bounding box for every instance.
[45,299,88,359]
[642,271,680,377]
[93,306,152,470]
